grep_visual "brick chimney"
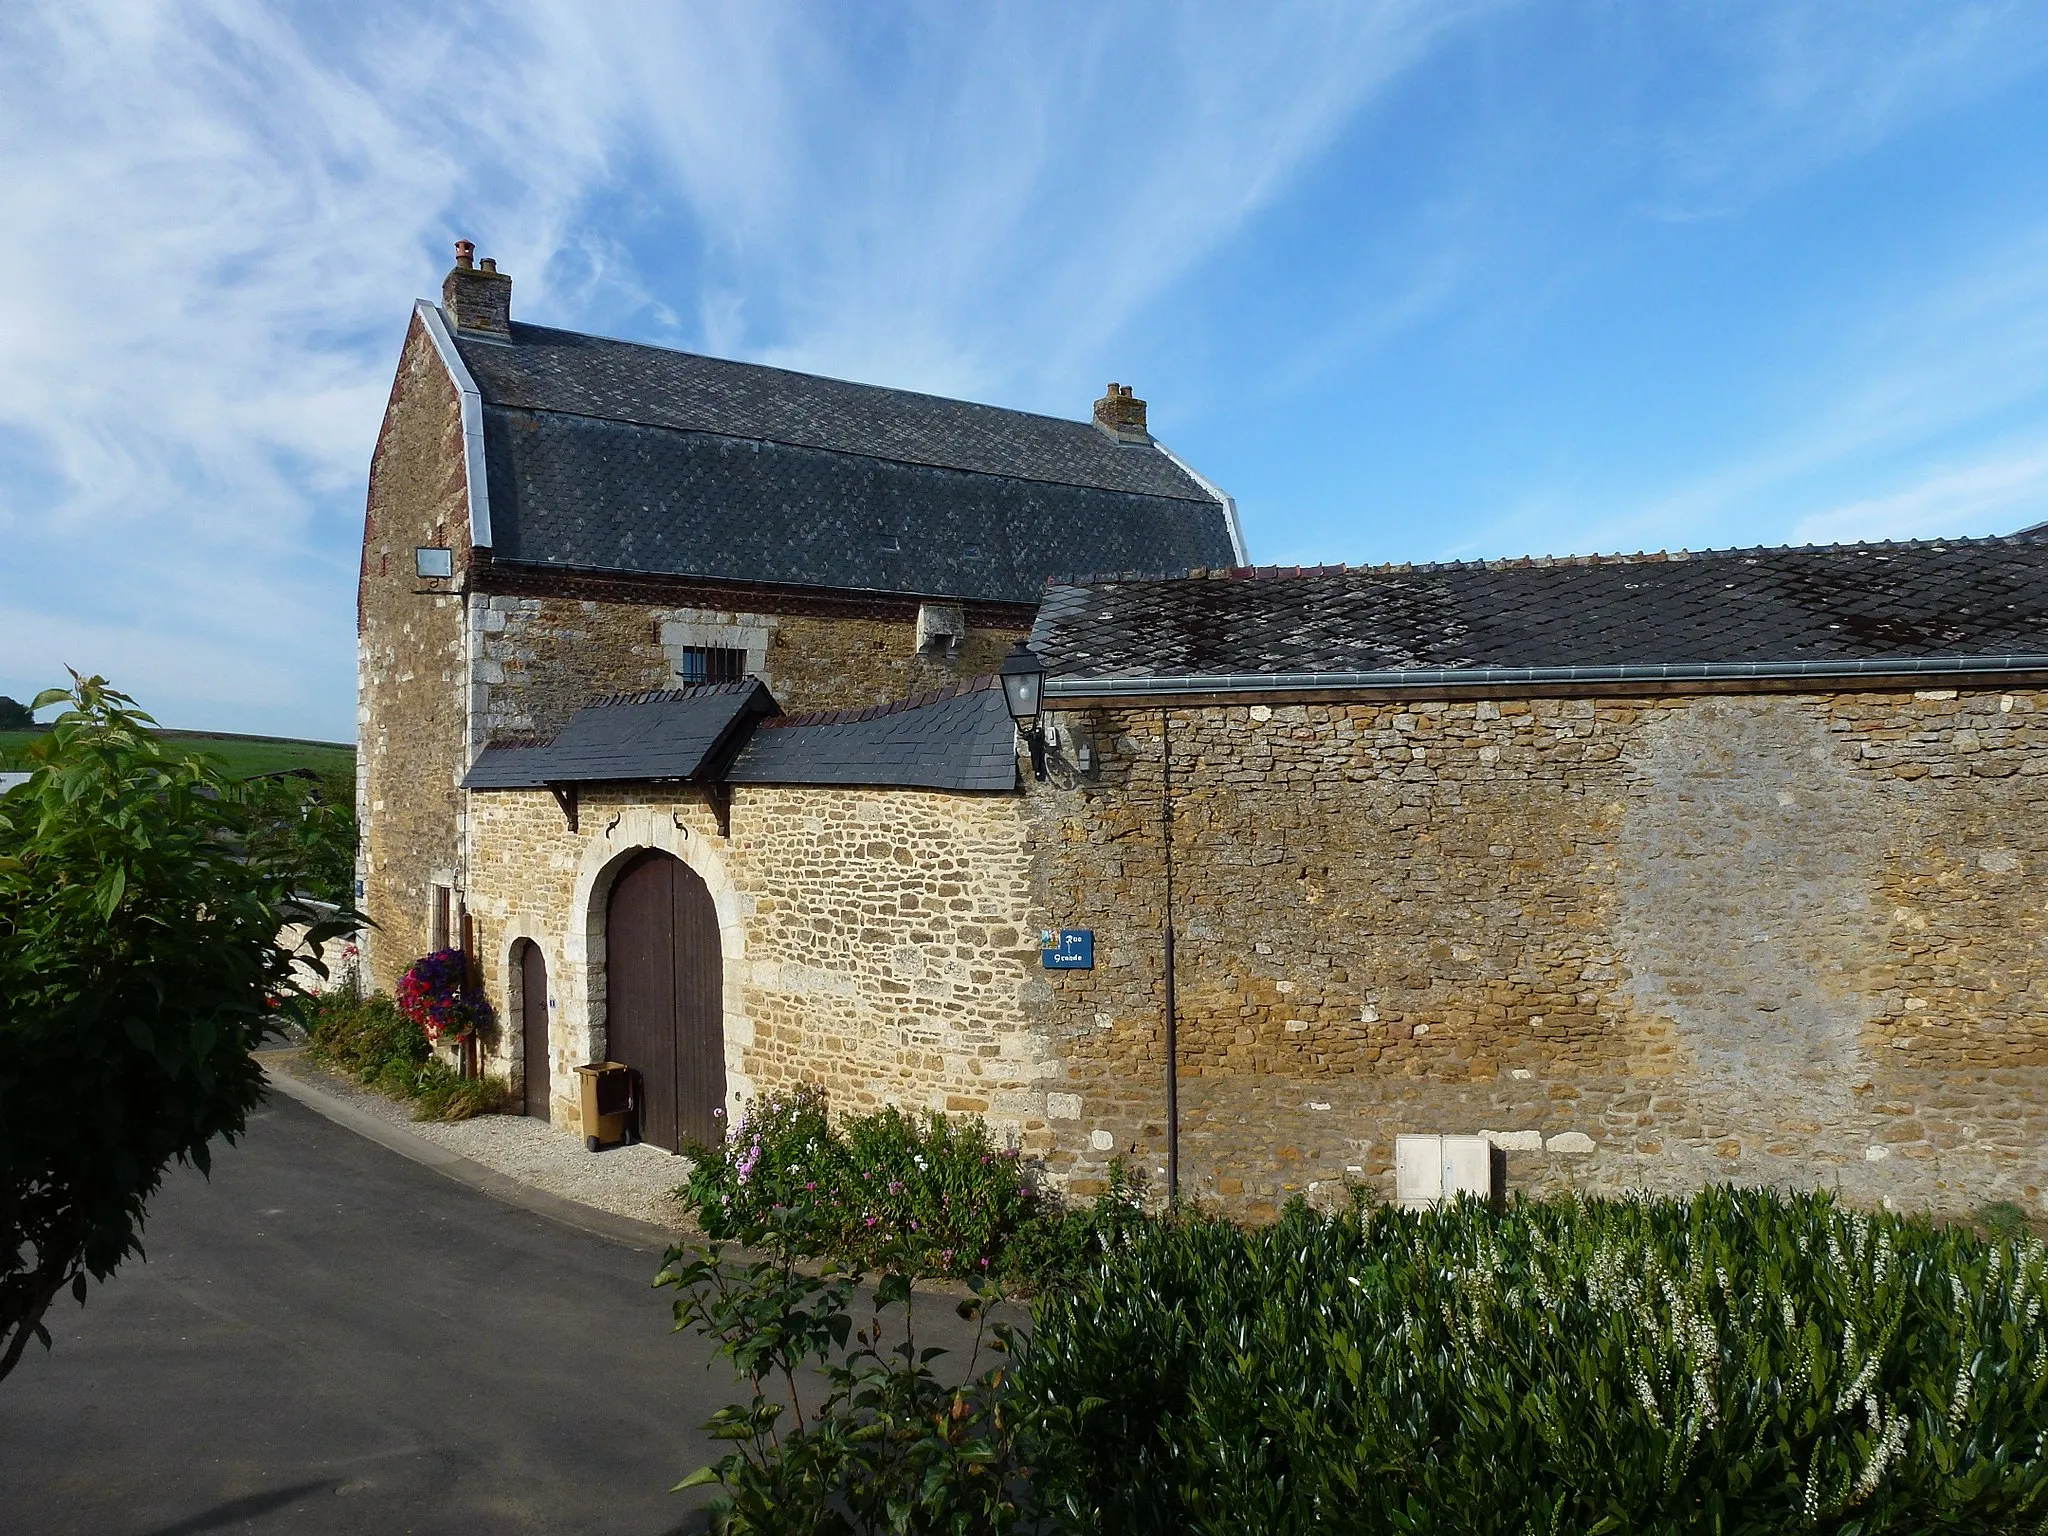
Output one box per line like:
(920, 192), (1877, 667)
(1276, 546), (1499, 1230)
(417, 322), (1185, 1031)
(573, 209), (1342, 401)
(443, 240), (512, 339)
(1093, 382), (1150, 444)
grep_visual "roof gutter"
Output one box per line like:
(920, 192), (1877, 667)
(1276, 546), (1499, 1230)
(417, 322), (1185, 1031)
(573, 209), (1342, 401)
(1045, 652), (2048, 701)
(1153, 439), (1248, 567)
(414, 299), (494, 550)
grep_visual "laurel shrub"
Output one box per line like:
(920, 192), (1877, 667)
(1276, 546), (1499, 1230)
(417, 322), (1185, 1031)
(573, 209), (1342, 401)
(681, 1086), (1145, 1286)
(1018, 1187), (2048, 1534)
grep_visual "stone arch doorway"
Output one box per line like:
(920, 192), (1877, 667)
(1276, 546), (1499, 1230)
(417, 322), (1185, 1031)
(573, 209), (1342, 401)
(513, 939), (550, 1121)
(604, 848), (726, 1152)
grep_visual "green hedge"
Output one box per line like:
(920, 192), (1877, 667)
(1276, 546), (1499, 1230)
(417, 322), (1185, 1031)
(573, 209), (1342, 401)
(1017, 1189), (2048, 1534)
(301, 992), (503, 1122)
(303, 992), (425, 1078)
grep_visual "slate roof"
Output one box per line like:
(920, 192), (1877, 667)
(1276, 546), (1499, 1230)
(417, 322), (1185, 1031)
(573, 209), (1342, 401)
(462, 681), (774, 788)
(451, 321), (1237, 604)
(1031, 538), (2048, 683)
(726, 677), (1017, 792)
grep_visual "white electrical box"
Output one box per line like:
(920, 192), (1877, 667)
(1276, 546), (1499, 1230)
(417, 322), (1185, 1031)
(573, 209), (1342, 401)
(1394, 1133), (1499, 1209)
(1395, 1134), (1442, 1207)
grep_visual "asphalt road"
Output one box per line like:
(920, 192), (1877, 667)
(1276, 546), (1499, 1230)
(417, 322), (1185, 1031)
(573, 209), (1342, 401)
(0, 1091), (733, 1535)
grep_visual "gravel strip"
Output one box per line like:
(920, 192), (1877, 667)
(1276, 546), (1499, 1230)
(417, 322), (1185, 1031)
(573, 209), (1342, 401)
(263, 1051), (695, 1233)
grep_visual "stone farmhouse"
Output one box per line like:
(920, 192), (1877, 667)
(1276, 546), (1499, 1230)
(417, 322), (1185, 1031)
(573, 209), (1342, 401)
(359, 244), (2048, 1220)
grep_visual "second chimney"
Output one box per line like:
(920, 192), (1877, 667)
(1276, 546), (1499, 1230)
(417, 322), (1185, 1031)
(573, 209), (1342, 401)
(1093, 382), (1150, 444)
(443, 241), (512, 339)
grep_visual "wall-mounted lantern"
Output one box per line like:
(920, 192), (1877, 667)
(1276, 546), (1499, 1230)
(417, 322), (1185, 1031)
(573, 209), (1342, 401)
(415, 546), (455, 580)
(1000, 640), (1048, 780)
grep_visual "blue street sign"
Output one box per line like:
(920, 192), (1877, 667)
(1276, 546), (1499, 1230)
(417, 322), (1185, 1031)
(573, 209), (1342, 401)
(1041, 929), (1094, 970)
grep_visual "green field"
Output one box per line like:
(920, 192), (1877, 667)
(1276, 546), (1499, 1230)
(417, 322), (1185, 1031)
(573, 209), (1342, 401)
(0, 728), (354, 780)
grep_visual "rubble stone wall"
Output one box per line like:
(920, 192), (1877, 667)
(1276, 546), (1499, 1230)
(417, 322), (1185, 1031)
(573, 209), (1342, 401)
(461, 783), (1049, 1140)
(451, 681), (2048, 1225)
(356, 315), (471, 992)
(1025, 689), (2048, 1221)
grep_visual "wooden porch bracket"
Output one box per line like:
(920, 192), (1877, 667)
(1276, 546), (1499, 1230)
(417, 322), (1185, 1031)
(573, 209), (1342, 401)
(548, 782), (579, 831)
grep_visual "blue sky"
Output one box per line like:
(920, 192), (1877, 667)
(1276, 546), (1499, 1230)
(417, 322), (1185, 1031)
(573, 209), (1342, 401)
(3, 2), (2046, 741)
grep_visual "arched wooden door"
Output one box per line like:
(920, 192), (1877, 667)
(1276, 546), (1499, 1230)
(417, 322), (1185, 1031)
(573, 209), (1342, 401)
(604, 849), (725, 1151)
(517, 940), (550, 1120)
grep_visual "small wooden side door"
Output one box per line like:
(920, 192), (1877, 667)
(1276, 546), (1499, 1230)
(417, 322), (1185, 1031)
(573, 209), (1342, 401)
(519, 941), (550, 1120)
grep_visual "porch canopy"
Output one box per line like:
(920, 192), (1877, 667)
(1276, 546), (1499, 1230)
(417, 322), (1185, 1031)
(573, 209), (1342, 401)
(461, 680), (775, 790)
(460, 674), (1019, 797)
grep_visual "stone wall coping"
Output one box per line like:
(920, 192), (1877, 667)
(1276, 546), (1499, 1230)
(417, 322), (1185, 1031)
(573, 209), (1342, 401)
(1045, 655), (2048, 705)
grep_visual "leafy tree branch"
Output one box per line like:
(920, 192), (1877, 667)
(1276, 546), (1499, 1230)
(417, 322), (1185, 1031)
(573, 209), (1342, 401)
(0, 673), (361, 1385)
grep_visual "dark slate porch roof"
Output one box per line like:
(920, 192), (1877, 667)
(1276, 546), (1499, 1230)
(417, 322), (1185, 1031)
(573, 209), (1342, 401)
(1031, 538), (2048, 683)
(453, 322), (1236, 604)
(726, 677), (1017, 793)
(461, 681), (774, 789)
(461, 676), (1018, 794)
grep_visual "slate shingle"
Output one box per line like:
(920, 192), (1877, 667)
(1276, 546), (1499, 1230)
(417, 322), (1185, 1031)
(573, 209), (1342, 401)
(454, 322), (1237, 604)
(461, 681), (773, 788)
(1030, 539), (2048, 679)
(462, 677), (1018, 793)
(726, 679), (1017, 792)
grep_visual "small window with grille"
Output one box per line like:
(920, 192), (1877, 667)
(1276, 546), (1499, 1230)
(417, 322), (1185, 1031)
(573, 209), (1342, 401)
(676, 646), (747, 686)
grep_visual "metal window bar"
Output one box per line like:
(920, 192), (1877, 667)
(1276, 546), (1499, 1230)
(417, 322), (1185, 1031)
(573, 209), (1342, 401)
(677, 647), (747, 686)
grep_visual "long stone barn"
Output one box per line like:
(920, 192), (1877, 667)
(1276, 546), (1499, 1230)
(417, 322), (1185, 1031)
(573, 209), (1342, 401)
(360, 244), (2048, 1220)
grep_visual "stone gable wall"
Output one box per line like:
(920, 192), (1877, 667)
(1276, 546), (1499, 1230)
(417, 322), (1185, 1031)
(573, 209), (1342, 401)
(460, 782), (1051, 1140)
(1023, 688), (2048, 1220)
(357, 316), (471, 991)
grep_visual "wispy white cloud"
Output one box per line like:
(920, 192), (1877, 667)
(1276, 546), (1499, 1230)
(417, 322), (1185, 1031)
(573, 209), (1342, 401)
(1628, 1), (2048, 214)
(0, 1), (609, 732)
(0, 0), (2042, 732)
(551, 1), (1491, 402)
(1522, 222), (2048, 555)
(1192, 0), (2048, 555)
(0, 0), (1475, 732)
(1793, 445), (2048, 544)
